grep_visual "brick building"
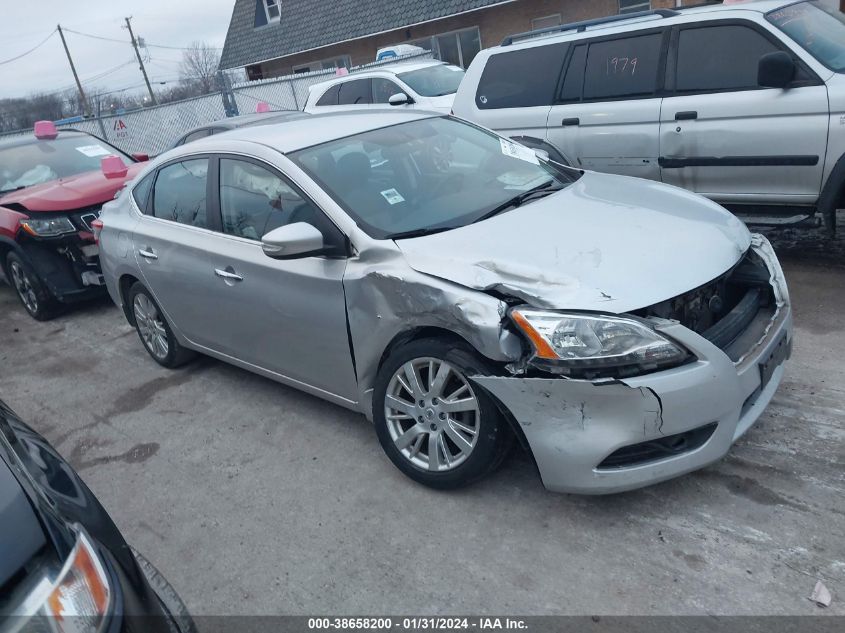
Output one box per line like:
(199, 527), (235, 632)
(220, 0), (693, 80)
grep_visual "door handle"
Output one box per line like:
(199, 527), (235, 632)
(675, 111), (698, 121)
(561, 117), (580, 127)
(138, 248), (158, 260)
(214, 268), (243, 282)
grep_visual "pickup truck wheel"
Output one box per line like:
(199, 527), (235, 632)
(373, 338), (513, 490)
(6, 251), (59, 321)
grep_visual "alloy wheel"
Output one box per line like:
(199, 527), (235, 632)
(9, 261), (39, 314)
(384, 357), (480, 472)
(133, 293), (169, 360)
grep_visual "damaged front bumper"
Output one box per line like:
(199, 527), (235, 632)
(20, 233), (105, 303)
(473, 236), (792, 494)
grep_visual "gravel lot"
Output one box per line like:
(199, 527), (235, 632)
(1, 226), (843, 616)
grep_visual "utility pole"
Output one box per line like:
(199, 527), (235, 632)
(124, 16), (157, 105)
(56, 25), (91, 117)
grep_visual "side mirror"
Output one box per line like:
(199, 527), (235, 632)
(262, 222), (325, 259)
(758, 51), (795, 89)
(388, 93), (413, 106)
(101, 155), (128, 179)
(131, 152), (150, 162)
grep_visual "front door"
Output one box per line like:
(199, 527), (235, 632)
(659, 22), (829, 206)
(203, 157), (357, 401)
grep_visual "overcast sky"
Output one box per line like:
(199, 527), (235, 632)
(0, 0), (236, 100)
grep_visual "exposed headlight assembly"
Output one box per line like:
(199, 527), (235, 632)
(14, 529), (111, 632)
(20, 217), (77, 238)
(511, 308), (689, 375)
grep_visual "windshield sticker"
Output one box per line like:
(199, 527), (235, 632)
(75, 145), (112, 158)
(499, 139), (539, 165)
(380, 188), (406, 205)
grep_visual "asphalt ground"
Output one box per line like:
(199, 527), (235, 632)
(0, 221), (843, 616)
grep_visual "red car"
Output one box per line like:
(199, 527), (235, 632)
(0, 121), (147, 320)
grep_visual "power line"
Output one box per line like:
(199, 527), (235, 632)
(0, 29), (57, 65)
(62, 26), (222, 51)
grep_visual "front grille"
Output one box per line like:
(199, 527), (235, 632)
(597, 422), (718, 470)
(633, 250), (775, 357)
(70, 205), (102, 232)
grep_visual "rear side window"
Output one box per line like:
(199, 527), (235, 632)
(676, 25), (779, 93)
(559, 44), (587, 102)
(316, 84), (340, 106)
(132, 173), (154, 210)
(583, 33), (663, 100)
(179, 129), (210, 145)
(151, 159), (209, 228)
(476, 43), (568, 109)
(338, 79), (372, 105)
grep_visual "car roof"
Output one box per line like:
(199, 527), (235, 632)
(495, 0), (800, 50)
(185, 109), (439, 154)
(307, 60), (447, 92)
(0, 129), (92, 149)
(178, 110), (309, 137)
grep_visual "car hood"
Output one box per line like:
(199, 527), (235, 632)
(0, 162), (145, 213)
(395, 171), (751, 313)
(0, 454), (47, 588)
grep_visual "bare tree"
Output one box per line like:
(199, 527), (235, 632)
(179, 41), (221, 95)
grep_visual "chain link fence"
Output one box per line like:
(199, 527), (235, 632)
(0, 51), (434, 156)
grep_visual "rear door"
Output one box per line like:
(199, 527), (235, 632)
(659, 21), (829, 205)
(546, 28), (668, 180)
(131, 156), (223, 348)
(471, 42), (569, 151)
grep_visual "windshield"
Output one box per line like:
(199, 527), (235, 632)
(767, 1), (845, 72)
(0, 135), (132, 194)
(290, 116), (580, 239)
(397, 65), (465, 97)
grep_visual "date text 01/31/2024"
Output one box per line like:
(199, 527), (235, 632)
(307, 618), (529, 630)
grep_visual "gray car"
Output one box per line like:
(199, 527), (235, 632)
(98, 110), (792, 494)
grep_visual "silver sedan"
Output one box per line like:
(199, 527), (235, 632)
(98, 111), (792, 494)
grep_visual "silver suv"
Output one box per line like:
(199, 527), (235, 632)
(452, 0), (845, 234)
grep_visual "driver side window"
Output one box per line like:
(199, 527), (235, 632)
(218, 158), (344, 250)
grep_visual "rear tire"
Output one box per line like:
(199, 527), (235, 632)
(6, 251), (59, 321)
(131, 547), (197, 633)
(128, 282), (195, 368)
(373, 338), (513, 490)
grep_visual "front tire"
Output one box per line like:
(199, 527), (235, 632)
(6, 251), (59, 321)
(128, 282), (194, 368)
(131, 548), (197, 633)
(373, 338), (512, 490)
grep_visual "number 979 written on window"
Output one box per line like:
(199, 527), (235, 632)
(606, 56), (638, 76)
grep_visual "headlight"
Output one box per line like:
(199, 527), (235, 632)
(511, 309), (688, 373)
(20, 217), (77, 238)
(15, 530), (111, 632)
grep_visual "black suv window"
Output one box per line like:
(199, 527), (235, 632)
(559, 44), (587, 102)
(583, 33), (664, 100)
(676, 25), (779, 93)
(476, 43), (569, 109)
(151, 159), (209, 228)
(317, 84), (341, 106)
(338, 79), (372, 105)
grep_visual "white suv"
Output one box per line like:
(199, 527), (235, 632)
(304, 61), (465, 114)
(452, 0), (845, 234)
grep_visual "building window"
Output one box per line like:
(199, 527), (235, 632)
(264, 0), (281, 22)
(292, 55), (351, 74)
(619, 0), (651, 13)
(532, 14), (562, 30)
(405, 27), (482, 69)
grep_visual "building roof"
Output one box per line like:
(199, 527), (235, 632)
(219, 0), (514, 70)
